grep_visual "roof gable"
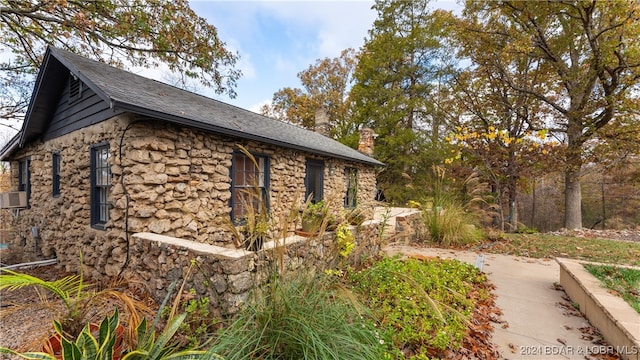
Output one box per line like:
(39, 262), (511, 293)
(2, 46), (383, 166)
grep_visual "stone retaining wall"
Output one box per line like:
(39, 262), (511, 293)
(127, 219), (385, 316)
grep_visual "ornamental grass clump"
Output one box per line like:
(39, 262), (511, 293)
(424, 201), (484, 246)
(208, 272), (386, 360)
(412, 166), (490, 246)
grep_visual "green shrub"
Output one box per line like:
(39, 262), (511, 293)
(208, 273), (386, 360)
(1, 310), (124, 360)
(177, 289), (222, 348)
(336, 222), (356, 258)
(347, 257), (488, 359)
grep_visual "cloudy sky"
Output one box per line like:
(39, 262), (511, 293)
(186, 0), (461, 112)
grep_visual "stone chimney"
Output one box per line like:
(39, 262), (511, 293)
(314, 108), (331, 137)
(358, 127), (375, 156)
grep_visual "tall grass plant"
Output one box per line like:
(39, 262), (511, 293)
(417, 167), (489, 246)
(208, 273), (386, 360)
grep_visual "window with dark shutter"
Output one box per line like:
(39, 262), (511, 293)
(305, 159), (324, 203)
(90, 144), (111, 229)
(230, 152), (269, 221)
(344, 167), (357, 208)
(17, 158), (31, 208)
(52, 152), (61, 197)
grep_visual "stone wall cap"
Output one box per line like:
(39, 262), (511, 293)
(132, 232), (248, 259)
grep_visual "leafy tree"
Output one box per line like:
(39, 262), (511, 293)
(0, 0), (241, 126)
(448, 15), (564, 231)
(350, 0), (456, 203)
(260, 48), (358, 145)
(447, 65), (563, 231)
(460, 0), (640, 229)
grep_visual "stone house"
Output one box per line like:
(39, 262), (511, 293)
(0, 46), (382, 277)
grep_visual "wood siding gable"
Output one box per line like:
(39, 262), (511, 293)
(43, 76), (123, 141)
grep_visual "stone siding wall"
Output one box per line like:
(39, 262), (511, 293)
(7, 114), (378, 280)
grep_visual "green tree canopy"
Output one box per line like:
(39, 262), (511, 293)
(260, 48), (358, 145)
(350, 0), (456, 203)
(448, 11), (563, 231)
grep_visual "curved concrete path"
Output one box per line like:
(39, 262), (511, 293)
(385, 244), (604, 360)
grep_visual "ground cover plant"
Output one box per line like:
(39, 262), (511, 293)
(346, 256), (491, 359)
(584, 264), (640, 314)
(482, 234), (640, 266)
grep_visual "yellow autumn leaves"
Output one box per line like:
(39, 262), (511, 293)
(443, 126), (558, 165)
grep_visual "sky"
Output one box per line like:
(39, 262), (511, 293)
(181, 0), (461, 113)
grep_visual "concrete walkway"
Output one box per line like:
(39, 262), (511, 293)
(384, 244), (600, 360)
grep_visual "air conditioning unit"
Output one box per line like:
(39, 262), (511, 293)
(0, 192), (27, 209)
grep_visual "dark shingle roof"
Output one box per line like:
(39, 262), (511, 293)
(49, 47), (382, 166)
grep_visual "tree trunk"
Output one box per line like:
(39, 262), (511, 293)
(564, 135), (583, 229)
(565, 119), (583, 229)
(564, 168), (582, 229)
(507, 175), (518, 232)
(530, 180), (536, 228)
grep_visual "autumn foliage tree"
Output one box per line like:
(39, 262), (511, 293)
(0, 0), (241, 128)
(448, 16), (564, 231)
(260, 49), (358, 145)
(460, 1), (640, 229)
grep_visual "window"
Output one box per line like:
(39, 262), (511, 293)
(231, 152), (269, 221)
(68, 74), (83, 103)
(305, 159), (324, 203)
(52, 152), (61, 197)
(18, 158), (30, 208)
(91, 144), (111, 229)
(344, 167), (358, 208)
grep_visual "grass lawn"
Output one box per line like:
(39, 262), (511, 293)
(479, 233), (640, 266)
(584, 264), (640, 314)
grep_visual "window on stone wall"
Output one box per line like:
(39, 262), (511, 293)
(231, 152), (269, 221)
(90, 144), (111, 229)
(344, 167), (358, 208)
(52, 152), (61, 197)
(305, 159), (324, 203)
(18, 158), (30, 208)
